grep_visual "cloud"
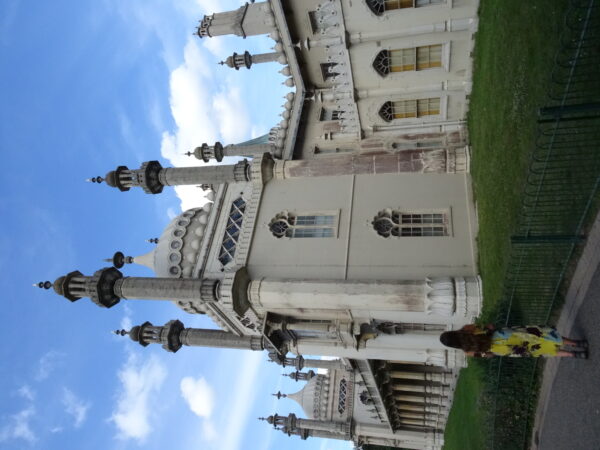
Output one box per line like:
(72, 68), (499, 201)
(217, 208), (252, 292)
(110, 353), (167, 442)
(180, 376), (214, 418)
(0, 407), (36, 444)
(17, 385), (35, 402)
(62, 388), (91, 428)
(157, 36), (255, 212)
(220, 351), (264, 450)
(35, 350), (64, 381)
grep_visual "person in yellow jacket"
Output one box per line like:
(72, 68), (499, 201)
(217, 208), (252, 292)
(440, 324), (588, 358)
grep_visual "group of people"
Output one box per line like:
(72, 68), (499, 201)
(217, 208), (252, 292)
(440, 324), (588, 358)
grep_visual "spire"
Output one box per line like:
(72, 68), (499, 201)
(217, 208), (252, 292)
(146, 238), (159, 244)
(86, 176), (104, 184)
(272, 391), (287, 400)
(195, 3), (276, 39)
(34, 281), (52, 289)
(104, 251), (134, 269)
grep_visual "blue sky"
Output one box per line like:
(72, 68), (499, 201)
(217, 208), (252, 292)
(0, 1), (351, 449)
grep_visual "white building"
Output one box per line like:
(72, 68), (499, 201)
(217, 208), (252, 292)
(39, 1), (481, 448)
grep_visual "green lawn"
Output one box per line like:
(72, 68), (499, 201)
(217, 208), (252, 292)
(443, 1), (569, 448)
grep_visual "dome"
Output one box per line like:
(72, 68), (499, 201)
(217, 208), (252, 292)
(133, 204), (213, 278)
(287, 374), (330, 420)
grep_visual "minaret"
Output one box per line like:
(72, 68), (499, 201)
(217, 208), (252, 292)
(219, 51), (284, 70)
(287, 370), (316, 382)
(36, 267), (220, 307)
(87, 159), (251, 194)
(260, 414), (347, 440)
(186, 142), (276, 161)
(115, 320), (264, 353)
(196, 2), (275, 39)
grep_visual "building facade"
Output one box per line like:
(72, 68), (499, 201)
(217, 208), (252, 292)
(39, 1), (480, 449)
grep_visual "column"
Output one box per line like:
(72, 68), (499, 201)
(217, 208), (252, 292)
(117, 320), (264, 353)
(46, 267), (219, 308)
(273, 153), (457, 178)
(91, 160), (251, 194)
(295, 418), (346, 435)
(190, 141), (276, 161)
(250, 277), (482, 323)
(220, 51), (284, 69)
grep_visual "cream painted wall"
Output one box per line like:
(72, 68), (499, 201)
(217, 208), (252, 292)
(246, 172), (477, 280)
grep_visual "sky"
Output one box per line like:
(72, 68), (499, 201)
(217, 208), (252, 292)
(0, 1), (351, 449)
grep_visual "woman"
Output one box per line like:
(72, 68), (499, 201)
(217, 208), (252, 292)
(440, 324), (588, 358)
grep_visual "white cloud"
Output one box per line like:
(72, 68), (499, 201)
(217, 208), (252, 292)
(0, 407), (36, 444)
(35, 350), (64, 381)
(110, 353), (167, 442)
(17, 385), (35, 402)
(180, 376), (214, 418)
(220, 351), (264, 450)
(62, 388), (91, 428)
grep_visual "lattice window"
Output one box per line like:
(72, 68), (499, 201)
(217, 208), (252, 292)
(218, 197), (246, 265)
(337, 379), (347, 414)
(373, 45), (442, 76)
(269, 212), (337, 239)
(379, 98), (440, 122)
(366, 0), (445, 15)
(372, 209), (448, 237)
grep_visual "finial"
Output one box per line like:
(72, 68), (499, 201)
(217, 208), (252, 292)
(146, 238), (159, 244)
(113, 329), (128, 336)
(106, 251), (132, 269)
(218, 61), (225, 66)
(34, 281), (52, 289)
(86, 176), (104, 184)
(184, 151), (194, 157)
(272, 391), (286, 400)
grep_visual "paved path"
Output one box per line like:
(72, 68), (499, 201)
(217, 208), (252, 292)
(532, 212), (600, 450)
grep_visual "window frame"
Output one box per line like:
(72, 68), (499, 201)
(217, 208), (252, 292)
(365, 0), (447, 16)
(372, 208), (453, 238)
(269, 210), (340, 239)
(379, 97), (442, 122)
(372, 44), (446, 77)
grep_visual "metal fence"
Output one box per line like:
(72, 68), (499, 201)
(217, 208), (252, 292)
(487, 1), (600, 448)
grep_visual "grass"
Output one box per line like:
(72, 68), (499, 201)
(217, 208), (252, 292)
(443, 360), (486, 450)
(443, 1), (569, 449)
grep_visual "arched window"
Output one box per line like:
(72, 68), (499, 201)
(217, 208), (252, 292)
(373, 45), (442, 76)
(269, 212), (338, 238)
(379, 98), (440, 122)
(372, 209), (448, 237)
(366, 0), (445, 16)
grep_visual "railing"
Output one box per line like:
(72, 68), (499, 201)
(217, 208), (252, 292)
(486, 1), (600, 448)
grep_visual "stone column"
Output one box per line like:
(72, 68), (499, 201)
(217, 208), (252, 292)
(117, 320), (264, 353)
(92, 160), (251, 194)
(250, 277), (482, 324)
(295, 418), (346, 435)
(272, 354), (345, 371)
(46, 267), (219, 308)
(273, 153), (456, 178)
(221, 51), (284, 69)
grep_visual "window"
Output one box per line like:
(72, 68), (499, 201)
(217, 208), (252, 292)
(320, 108), (344, 122)
(373, 45), (442, 76)
(320, 62), (339, 81)
(372, 209), (448, 237)
(218, 197), (246, 265)
(337, 379), (347, 414)
(269, 212), (338, 238)
(366, 0), (445, 16)
(379, 98), (440, 122)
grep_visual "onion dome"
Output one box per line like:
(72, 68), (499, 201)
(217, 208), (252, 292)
(132, 204), (213, 279)
(286, 374), (330, 420)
